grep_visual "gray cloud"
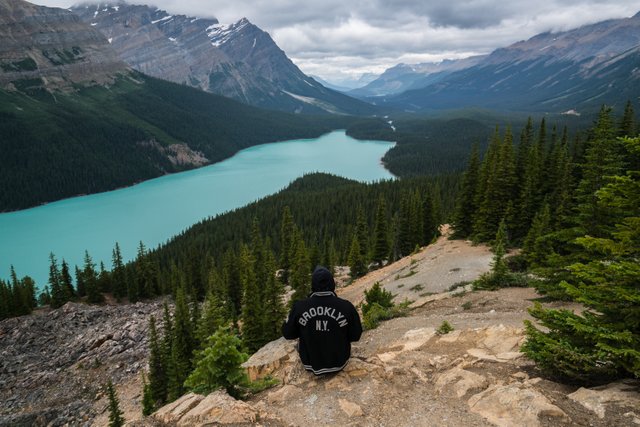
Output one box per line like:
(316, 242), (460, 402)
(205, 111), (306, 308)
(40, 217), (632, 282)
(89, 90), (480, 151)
(34, 0), (640, 83)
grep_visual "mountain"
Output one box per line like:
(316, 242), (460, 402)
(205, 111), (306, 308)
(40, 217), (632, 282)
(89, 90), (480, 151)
(0, 0), (129, 88)
(70, 2), (376, 115)
(350, 56), (484, 98)
(384, 12), (640, 113)
(0, 0), (355, 211)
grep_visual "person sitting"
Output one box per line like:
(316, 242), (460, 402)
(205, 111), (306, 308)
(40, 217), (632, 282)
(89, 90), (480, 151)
(282, 265), (362, 375)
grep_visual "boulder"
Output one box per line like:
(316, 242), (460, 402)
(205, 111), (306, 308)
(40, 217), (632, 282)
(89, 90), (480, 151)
(468, 383), (567, 427)
(567, 380), (640, 419)
(241, 337), (296, 381)
(153, 393), (204, 424)
(266, 384), (301, 404)
(466, 324), (525, 362)
(376, 327), (436, 362)
(435, 367), (489, 398)
(176, 390), (258, 426)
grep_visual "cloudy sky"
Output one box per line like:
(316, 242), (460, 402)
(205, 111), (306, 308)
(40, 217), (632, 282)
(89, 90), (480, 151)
(35, 0), (640, 85)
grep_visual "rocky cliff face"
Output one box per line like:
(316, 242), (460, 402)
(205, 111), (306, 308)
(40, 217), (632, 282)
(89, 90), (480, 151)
(0, 300), (165, 426)
(0, 0), (129, 90)
(71, 2), (375, 115)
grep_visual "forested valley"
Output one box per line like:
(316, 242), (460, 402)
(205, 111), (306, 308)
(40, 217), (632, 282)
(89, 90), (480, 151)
(2, 101), (638, 415)
(0, 74), (356, 212)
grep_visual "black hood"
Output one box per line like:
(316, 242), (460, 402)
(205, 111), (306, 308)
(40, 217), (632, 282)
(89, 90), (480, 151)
(311, 266), (335, 292)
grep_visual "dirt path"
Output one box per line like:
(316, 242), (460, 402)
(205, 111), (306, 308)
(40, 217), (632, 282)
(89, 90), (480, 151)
(338, 225), (493, 306)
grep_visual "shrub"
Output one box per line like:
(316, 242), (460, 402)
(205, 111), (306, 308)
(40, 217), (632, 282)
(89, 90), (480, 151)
(362, 300), (411, 330)
(362, 282), (394, 315)
(184, 328), (249, 398)
(436, 321), (454, 335)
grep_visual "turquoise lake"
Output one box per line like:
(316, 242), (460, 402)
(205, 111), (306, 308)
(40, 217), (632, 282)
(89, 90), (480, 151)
(0, 131), (394, 288)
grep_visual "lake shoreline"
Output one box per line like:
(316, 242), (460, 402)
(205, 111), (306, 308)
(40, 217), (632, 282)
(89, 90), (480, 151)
(0, 131), (395, 287)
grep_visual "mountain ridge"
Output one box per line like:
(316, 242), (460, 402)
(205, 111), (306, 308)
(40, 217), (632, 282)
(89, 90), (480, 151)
(71, 1), (376, 115)
(371, 12), (640, 113)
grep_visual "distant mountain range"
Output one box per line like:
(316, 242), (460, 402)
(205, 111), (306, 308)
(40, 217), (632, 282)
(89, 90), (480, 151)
(70, 2), (375, 115)
(359, 12), (640, 114)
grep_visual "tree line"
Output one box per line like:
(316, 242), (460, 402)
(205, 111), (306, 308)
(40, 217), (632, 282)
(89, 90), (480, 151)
(452, 101), (639, 383)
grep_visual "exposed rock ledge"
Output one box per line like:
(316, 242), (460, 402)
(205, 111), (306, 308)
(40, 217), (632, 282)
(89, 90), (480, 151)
(146, 321), (640, 427)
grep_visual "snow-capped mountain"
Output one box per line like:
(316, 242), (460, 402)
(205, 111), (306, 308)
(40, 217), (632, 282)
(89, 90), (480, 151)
(349, 56), (485, 98)
(71, 2), (375, 115)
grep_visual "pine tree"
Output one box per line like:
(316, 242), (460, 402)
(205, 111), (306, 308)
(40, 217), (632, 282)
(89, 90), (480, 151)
(106, 380), (125, 427)
(141, 372), (155, 416)
(75, 266), (86, 298)
(279, 206), (296, 284)
(452, 144), (481, 238)
(136, 241), (158, 299)
(197, 291), (226, 345)
(474, 127), (517, 240)
(422, 188), (439, 245)
(372, 195), (390, 266)
(262, 247), (286, 343)
(355, 206), (370, 263)
(147, 315), (167, 405)
(523, 137), (640, 382)
(574, 106), (625, 238)
(184, 328), (249, 398)
(347, 232), (367, 279)
(619, 100), (636, 137)
(167, 286), (194, 401)
(111, 243), (126, 299)
(83, 251), (103, 303)
(289, 230), (311, 304)
(48, 253), (65, 308)
(522, 202), (552, 267)
(397, 192), (413, 257)
(60, 259), (75, 301)
(239, 244), (264, 353)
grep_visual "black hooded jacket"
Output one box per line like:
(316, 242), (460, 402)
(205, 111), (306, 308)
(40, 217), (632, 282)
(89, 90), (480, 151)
(282, 266), (362, 375)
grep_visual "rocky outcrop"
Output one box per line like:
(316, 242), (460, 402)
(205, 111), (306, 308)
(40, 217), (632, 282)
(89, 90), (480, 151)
(0, 0), (129, 90)
(0, 300), (164, 426)
(468, 383), (568, 427)
(568, 381), (640, 419)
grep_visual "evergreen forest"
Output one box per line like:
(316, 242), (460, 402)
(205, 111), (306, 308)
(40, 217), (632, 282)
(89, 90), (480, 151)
(451, 102), (639, 383)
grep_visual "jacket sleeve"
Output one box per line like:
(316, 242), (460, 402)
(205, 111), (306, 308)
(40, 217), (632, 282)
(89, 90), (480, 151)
(281, 305), (299, 339)
(348, 304), (363, 342)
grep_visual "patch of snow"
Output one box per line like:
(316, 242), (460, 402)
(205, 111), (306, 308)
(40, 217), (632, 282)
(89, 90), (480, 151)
(90, 22), (97, 26)
(282, 90), (342, 115)
(113, 6), (119, 11)
(93, 10), (98, 17)
(561, 109), (581, 116)
(208, 18), (250, 47)
(252, 38), (256, 48)
(388, 120), (396, 132)
(169, 37), (177, 42)
(190, 18), (199, 23)
(108, 37), (113, 43)
(151, 15), (173, 24)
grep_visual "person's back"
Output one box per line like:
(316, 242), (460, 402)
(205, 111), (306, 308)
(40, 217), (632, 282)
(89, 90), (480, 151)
(282, 266), (362, 375)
